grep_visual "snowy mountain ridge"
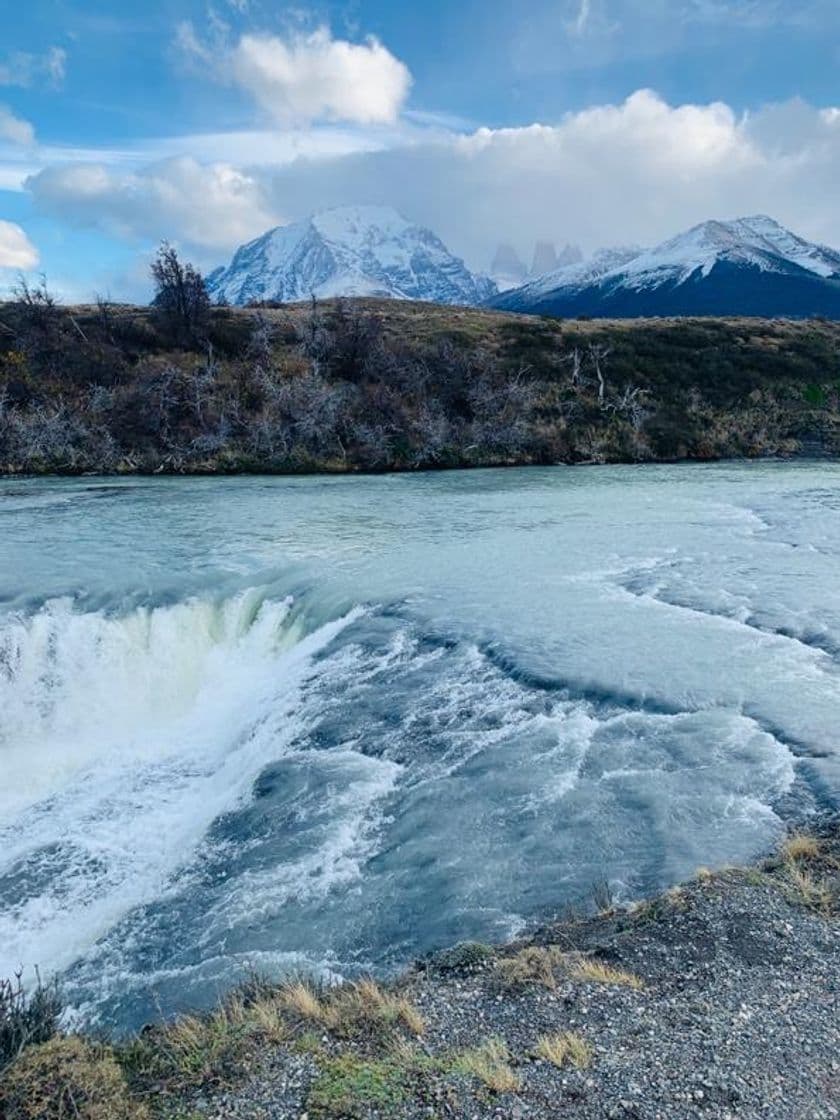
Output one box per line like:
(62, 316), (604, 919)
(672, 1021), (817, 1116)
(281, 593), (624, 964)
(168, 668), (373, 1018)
(620, 216), (840, 289)
(492, 215), (840, 319)
(207, 206), (497, 307)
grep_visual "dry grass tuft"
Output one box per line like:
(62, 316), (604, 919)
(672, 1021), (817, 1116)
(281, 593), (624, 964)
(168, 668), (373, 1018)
(494, 945), (565, 991)
(1, 1036), (149, 1120)
(664, 885), (688, 910)
(241, 994), (290, 1045)
(535, 1031), (593, 1069)
(120, 990), (289, 1097)
(278, 979), (333, 1025)
(783, 861), (835, 917)
(455, 1037), (519, 1094)
(781, 833), (821, 863)
(568, 958), (645, 990)
(329, 979), (426, 1038)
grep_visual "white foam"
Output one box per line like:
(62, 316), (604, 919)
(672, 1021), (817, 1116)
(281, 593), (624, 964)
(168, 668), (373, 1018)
(0, 593), (361, 982)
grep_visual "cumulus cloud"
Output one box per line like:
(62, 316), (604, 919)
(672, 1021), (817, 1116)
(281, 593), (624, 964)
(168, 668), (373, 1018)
(22, 90), (840, 273)
(26, 156), (278, 250)
(0, 220), (38, 269)
(0, 47), (66, 88)
(179, 23), (412, 125)
(253, 89), (840, 264)
(0, 105), (35, 146)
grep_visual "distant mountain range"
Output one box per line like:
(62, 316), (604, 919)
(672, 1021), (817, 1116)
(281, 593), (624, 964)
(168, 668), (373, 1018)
(207, 206), (496, 307)
(492, 216), (840, 319)
(207, 210), (840, 320)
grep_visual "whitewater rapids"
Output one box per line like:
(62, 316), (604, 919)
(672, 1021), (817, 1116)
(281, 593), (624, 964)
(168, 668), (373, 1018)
(0, 464), (838, 1030)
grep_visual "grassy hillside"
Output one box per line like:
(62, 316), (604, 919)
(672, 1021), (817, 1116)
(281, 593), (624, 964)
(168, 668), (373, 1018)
(1, 295), (839, 473)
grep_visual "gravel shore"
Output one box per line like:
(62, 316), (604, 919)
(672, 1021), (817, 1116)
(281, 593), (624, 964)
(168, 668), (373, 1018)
(182, 819), (839, 1120)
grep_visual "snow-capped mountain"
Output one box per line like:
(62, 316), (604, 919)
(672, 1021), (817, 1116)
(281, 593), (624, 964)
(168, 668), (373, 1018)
(207, 206), (496, 307)
(491, 216), (840, 319)
(503, 246), (643, 303)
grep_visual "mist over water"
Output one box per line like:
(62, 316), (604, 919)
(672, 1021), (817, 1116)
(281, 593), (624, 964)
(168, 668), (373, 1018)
(1, 464), (839, 1032)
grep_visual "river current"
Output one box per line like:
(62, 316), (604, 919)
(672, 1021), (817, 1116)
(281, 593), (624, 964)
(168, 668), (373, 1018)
(1, 463), (838, 1030)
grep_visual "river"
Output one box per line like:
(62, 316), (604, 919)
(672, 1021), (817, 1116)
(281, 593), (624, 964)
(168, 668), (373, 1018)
(1, 463), (838, 1030)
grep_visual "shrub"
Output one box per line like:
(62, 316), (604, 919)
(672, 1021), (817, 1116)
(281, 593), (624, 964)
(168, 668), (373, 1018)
(0, 972), (63, 1072)
(494, 945), (564, 990)
(432, 941), (495, 974)
(150, 242), (210, 348)
(0, 1036), (148, 1120)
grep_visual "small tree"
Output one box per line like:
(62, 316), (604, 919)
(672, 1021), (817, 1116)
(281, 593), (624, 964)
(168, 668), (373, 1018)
(150, 242), (209, 347)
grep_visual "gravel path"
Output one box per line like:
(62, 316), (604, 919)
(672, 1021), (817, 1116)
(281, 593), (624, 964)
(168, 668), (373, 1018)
(177, 821), (840, 1120)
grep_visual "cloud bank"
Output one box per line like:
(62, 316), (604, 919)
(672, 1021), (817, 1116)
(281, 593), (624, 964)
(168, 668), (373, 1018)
(27, 157), (276, 251)
(23, 89), (840, 273)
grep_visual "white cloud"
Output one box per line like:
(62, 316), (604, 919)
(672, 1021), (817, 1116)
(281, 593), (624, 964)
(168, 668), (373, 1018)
(21, 90), (840, 276)
(180, 23), (412, 125)
(26, 156), (278, 250)
(0, 220), (38, 269)
(0, 105), (35, 146)
(253, 89), (840, 266)
(0, 47), (66, 88)
(572, 0), (592, 34)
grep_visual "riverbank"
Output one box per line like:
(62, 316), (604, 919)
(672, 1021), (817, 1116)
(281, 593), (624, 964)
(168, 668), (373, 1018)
(1, 298), (840, 474)
(2, 819), (838, 1119)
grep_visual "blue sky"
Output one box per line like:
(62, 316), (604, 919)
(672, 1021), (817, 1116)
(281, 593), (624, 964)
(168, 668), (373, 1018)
(2, 0), (840, 299)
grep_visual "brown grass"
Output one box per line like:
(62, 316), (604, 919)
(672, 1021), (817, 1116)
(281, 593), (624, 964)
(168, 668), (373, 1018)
(1, 1036), (149, 1120)
(535, 1031), (593, 1069)
(455, 1037), (519, 1094)
(781, 833), (821, 863)
(493, 945), (565, 990)
(278, 979), (332, 1025)
(568, 958), (645, 990)
(783, 861), (835, 916)
(328, 979), (426, 1037)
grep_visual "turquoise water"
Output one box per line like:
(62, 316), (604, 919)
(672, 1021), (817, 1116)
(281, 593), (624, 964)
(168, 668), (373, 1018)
(1, 463), (838, 1030)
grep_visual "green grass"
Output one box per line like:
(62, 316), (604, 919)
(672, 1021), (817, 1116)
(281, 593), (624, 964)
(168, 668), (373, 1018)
(307, 1053), (410, 1118)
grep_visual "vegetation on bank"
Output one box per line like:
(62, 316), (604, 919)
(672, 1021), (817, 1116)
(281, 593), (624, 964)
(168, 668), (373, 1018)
(1, 826), (837, 1119)
(1, 270), (840, 473)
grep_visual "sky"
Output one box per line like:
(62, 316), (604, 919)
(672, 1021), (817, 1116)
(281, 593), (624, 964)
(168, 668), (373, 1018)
(1, 0), (840, 300)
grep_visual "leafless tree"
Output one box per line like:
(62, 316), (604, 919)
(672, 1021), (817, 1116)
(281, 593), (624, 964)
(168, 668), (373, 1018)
(587, 343), (612, 407)
(297, 296), (330, 374)
(12, 274), (58, 328)
(150, 242), (209, 346)
(607, 384), (650, 430)
(246, 311), (276, 367)
(565, 346), (583, 388)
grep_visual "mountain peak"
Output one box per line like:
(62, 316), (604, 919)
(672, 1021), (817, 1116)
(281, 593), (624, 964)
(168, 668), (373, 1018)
(208, 208), (495, 307)
(491, 214), (840, 319)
